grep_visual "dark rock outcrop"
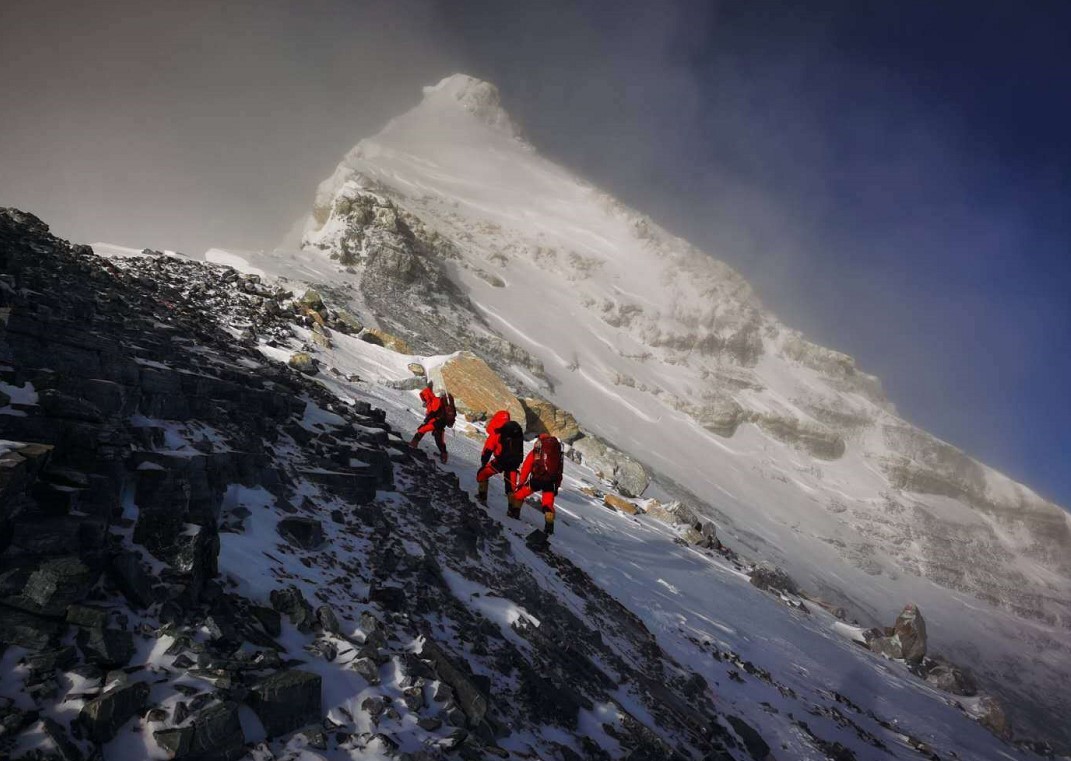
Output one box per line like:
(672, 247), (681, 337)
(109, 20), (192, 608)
(924, 661), (977, 696)
(865, 604), (927, 665)
(154, 701), (246, 761)
(248, 669), (322, 737)
(277, 516), (325, 550)
(270, 585), (315, 632)
(78, 681), (149, 743)
(748, 562), (800, 596)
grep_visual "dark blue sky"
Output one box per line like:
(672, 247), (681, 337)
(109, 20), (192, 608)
(1, 0), (1068, 506)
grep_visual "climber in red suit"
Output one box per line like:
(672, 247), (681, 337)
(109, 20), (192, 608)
(511, 433), (564, 534)
(411, 387), (455, 464)
(476, 413), (523, 506)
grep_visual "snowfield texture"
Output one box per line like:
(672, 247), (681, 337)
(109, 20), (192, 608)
(264, 331), (1033, 761)
(203, 74), (1065, 744)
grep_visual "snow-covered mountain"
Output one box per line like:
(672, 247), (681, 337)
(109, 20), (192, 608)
(264, 74), (1071, 744)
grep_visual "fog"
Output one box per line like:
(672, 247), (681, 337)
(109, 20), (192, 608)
(2, 0), (1068, 507)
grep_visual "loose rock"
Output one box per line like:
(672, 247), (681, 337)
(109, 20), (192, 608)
(78, 680), (149, 743)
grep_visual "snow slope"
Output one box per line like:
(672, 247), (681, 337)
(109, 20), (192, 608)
(236, 74), (1067, 743)
(265, 327), (1032, 761)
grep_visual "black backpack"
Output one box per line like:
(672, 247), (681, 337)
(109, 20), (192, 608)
(497, 420), (524, 469)
(440, 393), (457, 427)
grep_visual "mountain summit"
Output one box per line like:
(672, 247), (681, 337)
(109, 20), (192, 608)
(288, 74), (1071, 744)
(420, 73), (524, 138)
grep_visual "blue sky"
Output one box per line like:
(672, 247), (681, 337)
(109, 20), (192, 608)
(1, 0), (1067, 506)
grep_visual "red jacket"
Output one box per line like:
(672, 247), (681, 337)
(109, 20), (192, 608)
(481, 410), (511, 461)
(419, 386), (436, 410)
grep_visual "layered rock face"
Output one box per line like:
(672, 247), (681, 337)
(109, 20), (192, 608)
(0, 209), (393, 756)
(291, 74), (1071, 745)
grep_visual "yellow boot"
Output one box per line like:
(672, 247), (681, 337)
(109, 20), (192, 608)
(506, 494), (521, 519)
(544, 510), (555, 536)
(476, 480), (488, 505)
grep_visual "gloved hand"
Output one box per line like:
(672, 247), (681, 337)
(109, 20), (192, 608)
(480, 449), (492, 467)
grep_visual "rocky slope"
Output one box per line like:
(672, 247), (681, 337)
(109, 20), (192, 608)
(271, 74), (1071, 747)
(0, 208), (773, 760)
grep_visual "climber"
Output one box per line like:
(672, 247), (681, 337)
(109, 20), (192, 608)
(480, 410), (512, 468)
(410, 390), (456, 464)
(476, 415), (524, 505)
(511, 433), (564, 534)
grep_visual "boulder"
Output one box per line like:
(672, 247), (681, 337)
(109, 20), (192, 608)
(248, 669), (322, 737)
(277, 517), (325, 550)
(641, 499), (676, 524)
(19, 556), (99, 616)
(682, 521), (720, 550)
(77, 626), (136, 668)
(865, 632), (904, 660)
(78, 680), (149, 743)
(288, 352), (318, 375)
(315, 605), (341, 635)
(270, 585), (315, 632)
(407, 362), (426, 376)
(428, 352), (524, 424)
(42, 717), (83, 761)
(107, 551), (156, 609)
(334, 309), (364, 334)
(25, 646), (77, 673)
(250, 606), (281, 637)
(603, 494), (640, 515)
(66, 603), (108, 629)
(0, 442), (53, 512)
(0, 606), (63, 650)
(351, 657), (381, 685)
(299, 289), (325, 311)
(360, 327), (411, 354)
(154, 701), (245, 761)
(925, 662), (977, 696)
(976, 694), (1011, 740)
(726, 715), (771, 761)
(171, 524), (220, 595)
(571, 435), (649, 497)
(748, 562), (800, 596)
(520, 398), (581, 442)
(893, 604), (927, 664)
(420, 640), (489, 727)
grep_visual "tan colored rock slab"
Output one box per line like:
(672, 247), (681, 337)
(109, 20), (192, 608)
(521, 397), (581, 442)
(428, 352), (524, 424)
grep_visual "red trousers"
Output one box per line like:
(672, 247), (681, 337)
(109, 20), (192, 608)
(413, 420), (446, 455)
(476, 462), (518, 492)
(512, 485), (556, 514)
